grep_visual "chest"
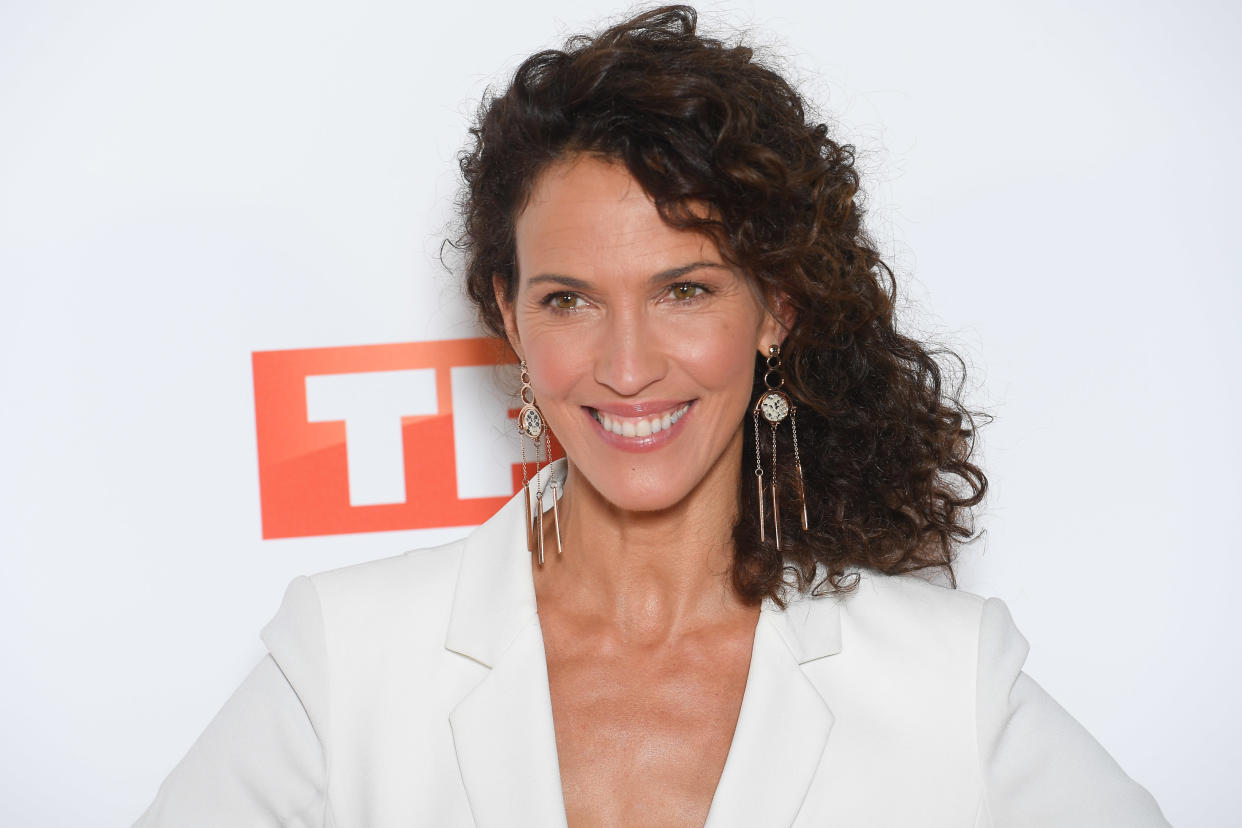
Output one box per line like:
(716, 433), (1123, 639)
(541, 620), (757, 828)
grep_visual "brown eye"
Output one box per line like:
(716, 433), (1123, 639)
(668, 283), (704, 301)
(550, 292), (582, 311)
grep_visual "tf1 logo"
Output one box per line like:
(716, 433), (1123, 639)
(251, 338), (561, 540)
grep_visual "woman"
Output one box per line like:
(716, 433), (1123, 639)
(136, 6), (1169, 826)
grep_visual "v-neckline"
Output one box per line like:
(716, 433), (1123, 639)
(533, 591), (766, 827)
(445, 462), (841, 827)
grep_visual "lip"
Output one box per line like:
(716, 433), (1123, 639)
(589, 400), (689, 417)
(583, 400), (695, 453)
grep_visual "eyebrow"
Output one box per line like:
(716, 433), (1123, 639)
(525, 261), (732, 292)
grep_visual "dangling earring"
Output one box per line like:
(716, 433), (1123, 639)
(752, 344), (809, 551)
(516, 360), (562, 564)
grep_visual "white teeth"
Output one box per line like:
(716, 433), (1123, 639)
(592, 403), (690, 438)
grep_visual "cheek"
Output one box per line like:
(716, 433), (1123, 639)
(523, 333), (589, 403)
(670, 317), (760, 399)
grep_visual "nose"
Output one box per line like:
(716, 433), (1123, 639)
(592, 307), (667, 396)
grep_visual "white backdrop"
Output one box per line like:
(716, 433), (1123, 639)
(2, 1), (1238, 825)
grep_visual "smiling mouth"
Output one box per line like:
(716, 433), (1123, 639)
(589, 402), (692, 438)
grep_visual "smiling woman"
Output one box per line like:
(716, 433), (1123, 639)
(134, 5), (1171, 827)
(458, 7), (991, 609)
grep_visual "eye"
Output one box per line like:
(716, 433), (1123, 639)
(666, 282), (707, 302)
(544, 291), (586, 312)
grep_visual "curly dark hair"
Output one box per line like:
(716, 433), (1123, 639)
(454, 4), (988, 606)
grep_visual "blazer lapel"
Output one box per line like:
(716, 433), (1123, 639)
(703, 587), (843, 828)
(445, 462), (569, 828)
(448, 615), (567, 827)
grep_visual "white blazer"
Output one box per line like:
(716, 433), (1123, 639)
(136, 462), (1169, 827)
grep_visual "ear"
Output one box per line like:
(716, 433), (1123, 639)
(493, 274), (524, 361)
(755, 290), (797, 356)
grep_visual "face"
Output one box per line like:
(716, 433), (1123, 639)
(497, 155), (788, 513)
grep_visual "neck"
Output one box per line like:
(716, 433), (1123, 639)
(532, 427), (757, 643)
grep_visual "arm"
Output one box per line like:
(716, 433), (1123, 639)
(975, 597), (1170, 827)
(134, 577), (329, 828)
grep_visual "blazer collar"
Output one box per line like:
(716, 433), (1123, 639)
(445, 459), (843, 827)
(442, 459), (556, 669)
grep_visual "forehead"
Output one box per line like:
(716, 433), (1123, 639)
(514, 155), (723, 282)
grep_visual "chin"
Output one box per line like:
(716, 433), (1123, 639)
(600, 485), (688, 514)
(569, 456), (707, 514)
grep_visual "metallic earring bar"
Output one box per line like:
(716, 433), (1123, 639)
(523, 485), (535, 554)
(519, 420), (535, 555)
(535, 491), (545, 565)
(770, 422), (782, 551)
(791, 408), (809, 531)
(546, 432), (562, 557)
(753, 411), (766, 543)
(550, 481), (563, 556)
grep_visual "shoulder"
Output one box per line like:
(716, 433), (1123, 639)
(306, 535), (467, 613)
(827, 569), (994, 672)
(311, 536), (470, 640)
(843, 568), (988, 628)
(261, 535), (470, 665)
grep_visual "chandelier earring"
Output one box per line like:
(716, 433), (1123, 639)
(752, 344), (809, 551)
(517, 360), (562, 564)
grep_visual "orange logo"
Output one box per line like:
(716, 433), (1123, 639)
(252, 338), (561, 539)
